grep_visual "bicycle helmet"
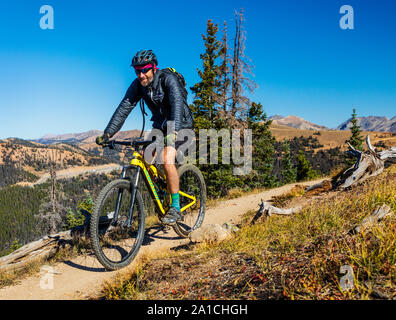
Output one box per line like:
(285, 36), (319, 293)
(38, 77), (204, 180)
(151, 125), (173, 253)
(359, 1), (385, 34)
(131, 50), (158, 67)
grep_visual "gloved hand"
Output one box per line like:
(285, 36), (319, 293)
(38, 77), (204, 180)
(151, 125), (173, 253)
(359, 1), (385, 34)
(96, 133), (110, 146)
(164, 132), (177, 146)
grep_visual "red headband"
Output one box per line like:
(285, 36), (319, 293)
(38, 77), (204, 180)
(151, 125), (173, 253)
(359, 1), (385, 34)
(134, 63), (158, 70)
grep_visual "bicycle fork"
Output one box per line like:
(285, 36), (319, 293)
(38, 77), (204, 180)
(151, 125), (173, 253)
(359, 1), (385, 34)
(111, 166), (140, 228)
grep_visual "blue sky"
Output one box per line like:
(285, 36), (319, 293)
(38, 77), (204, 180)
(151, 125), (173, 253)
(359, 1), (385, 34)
(0, 0), (395, 139)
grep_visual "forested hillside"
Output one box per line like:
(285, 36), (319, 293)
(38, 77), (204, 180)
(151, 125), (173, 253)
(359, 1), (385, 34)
(0, 171), (119, 256)
(0, 138), (118, 190)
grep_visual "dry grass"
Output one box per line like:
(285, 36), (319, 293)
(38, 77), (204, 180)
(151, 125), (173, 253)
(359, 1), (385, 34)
(270, 185), (306, 207)
(0, 257), (49, 289)
(102, 165), (396, 300)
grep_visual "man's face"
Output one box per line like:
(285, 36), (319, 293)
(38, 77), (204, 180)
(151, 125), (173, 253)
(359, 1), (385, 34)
(136, 67), (155, 87)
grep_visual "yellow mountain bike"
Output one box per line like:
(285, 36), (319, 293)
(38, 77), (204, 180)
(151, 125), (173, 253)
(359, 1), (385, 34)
(90, 139), (206, 271)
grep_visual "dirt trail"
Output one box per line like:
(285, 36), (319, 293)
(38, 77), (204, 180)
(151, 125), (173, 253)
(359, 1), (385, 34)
(0, 178), (326, 300)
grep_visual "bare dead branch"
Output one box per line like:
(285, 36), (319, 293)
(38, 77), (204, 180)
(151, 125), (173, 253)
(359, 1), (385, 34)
(251, 200), (302, 225)
(349, 204), (393, 234)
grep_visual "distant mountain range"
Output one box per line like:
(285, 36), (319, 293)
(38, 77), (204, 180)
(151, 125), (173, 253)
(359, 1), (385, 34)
(269, 115), (329, 131)
(32, 129), (143, 146)
(270, 115), (396, 132)
(336, 116), (396, 132)
(28, 113), (396, 147)
(33, 130), (103, 145)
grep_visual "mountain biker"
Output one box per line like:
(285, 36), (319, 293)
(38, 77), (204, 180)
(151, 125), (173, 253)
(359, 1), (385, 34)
(96, 49), (194, 225)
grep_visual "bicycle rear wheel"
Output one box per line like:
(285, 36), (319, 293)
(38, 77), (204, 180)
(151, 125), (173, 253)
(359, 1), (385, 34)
(173, 164), (206, 238)
(90, 179), (145, 271)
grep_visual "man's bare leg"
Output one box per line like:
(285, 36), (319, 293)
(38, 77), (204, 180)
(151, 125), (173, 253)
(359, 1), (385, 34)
(161, 146), (179, 194)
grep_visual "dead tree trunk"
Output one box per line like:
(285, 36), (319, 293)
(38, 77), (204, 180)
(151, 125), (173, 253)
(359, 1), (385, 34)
(251, 200), (302, 225)
(349, 204), (393, 234)
(335, 135), (396, 189)
(0, 210), (108, 273)
(229, 8), (257, 126)
(307, 135), (395, 193)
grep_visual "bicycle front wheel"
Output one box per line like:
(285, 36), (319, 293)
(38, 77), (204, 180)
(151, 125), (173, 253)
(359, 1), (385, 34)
(173, 164), (206, 238)
(90, 179), (145, 271)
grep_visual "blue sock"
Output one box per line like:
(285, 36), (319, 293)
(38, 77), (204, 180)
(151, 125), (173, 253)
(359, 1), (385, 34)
(171, 193), (181, 211)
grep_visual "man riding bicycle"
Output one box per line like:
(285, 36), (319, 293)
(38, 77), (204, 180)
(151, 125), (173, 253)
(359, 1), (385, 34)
(96, 50), (194, 225)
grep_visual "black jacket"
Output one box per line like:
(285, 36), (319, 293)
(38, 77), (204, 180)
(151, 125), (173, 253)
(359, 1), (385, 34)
(104, 69), (193, 137)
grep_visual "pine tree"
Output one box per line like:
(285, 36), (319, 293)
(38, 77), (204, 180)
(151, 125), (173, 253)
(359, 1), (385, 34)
(346, 108), (364, 151)
(190, 19), (237, 197)
(281, 139), (297, 184)
(344, 108), (364, 166)
(296, 150), (318, 181)
(191, 13), (263, 196)
(246, 102), (275, 188)
(190, 19), (222, 130)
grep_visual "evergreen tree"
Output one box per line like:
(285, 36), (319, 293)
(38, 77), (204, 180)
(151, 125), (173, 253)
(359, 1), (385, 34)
(345, 108), (364, 166)
(281, 139), (297, 184)
(346, 108), (364, 151)
(190, 19), (222, 130)
(296, 150), (318, 181)
(245, 102), (275, 188)
(190, 19), (237, 197)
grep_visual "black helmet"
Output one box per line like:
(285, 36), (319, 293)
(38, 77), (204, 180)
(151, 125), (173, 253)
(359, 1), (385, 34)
(131, 50), (158, 67)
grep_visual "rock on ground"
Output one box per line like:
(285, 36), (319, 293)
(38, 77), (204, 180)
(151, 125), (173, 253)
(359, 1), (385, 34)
(189, 224), (233, 244)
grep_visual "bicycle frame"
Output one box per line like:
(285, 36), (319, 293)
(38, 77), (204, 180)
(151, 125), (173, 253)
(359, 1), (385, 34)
(119, 148), (197, 222)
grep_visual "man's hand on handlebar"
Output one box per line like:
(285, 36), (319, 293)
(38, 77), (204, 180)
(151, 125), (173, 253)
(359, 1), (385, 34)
(96, 133), (110, 146)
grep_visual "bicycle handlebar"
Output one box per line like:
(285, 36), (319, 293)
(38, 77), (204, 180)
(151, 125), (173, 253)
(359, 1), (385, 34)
(102, 139), (154, 149)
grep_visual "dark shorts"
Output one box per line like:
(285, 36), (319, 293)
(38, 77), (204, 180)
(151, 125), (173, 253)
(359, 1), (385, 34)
(146, 128), (195, 151)
(144, 129), (195, 164)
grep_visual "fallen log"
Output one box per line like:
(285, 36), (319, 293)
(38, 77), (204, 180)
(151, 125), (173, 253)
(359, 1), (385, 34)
(349, 204), (393, 234)
(251, 200), (302, 225)
(0, 210), (93, 273)
(334, 135), (396, 189)
(0, 231), (74, 273)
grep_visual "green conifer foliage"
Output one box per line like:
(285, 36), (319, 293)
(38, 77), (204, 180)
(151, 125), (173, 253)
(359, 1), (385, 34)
(346, 108), (364, 151)
(296, 150), (318, 181)
(190, 19), (237, 197)
(246, 102), (276, 188)
(190, 19), (222, 130)
(281, 139), (297, 184)
(344, 108), (365, 166)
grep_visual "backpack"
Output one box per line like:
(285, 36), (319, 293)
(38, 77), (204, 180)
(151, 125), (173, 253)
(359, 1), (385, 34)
(161, 67), (187, 90)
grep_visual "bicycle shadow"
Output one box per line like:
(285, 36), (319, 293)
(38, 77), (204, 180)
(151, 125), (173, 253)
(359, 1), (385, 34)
(142, 225), (183, 246)
(61, 224), (189, 273)
(63, 258), (106, 273)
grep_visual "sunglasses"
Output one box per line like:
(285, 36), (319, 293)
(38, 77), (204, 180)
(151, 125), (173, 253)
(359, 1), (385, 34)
(135, 67), (152, 75)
